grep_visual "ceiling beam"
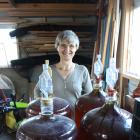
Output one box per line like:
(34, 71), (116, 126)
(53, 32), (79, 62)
(25, 48), (93, 53)
(7, 11), (96, 17)
(0, 3), (97, 12)
(10, 24), (97, 37)
(0, 17), (17, 22)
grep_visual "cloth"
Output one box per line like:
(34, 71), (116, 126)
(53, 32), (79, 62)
(34, 64), (93, 109)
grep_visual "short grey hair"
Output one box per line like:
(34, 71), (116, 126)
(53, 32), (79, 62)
(55, 30), (80, 49)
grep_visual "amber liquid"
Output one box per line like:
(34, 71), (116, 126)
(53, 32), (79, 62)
(78, 103), (132, 140)
(75, 89), (105, 128)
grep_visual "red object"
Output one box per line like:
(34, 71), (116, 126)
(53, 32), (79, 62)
(132, 83), (140, 97)
(78, 99), (132, 140)
(16, 114), (77, 140)
(107, 88), (115, 96)
(75, 87), (105, 128)
(26, 97), (72, 119)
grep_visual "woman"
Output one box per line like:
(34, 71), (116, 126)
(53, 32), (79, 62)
(34, 30), (93, 111)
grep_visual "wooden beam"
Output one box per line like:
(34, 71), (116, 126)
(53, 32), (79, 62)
(1, 0), (17, 2)
(102, 0), (113, 68)
(21, 44), (54, 48)
(0, 3), (97, 12)
(25, 48), (93, 53)
(91, 0), (103, 77)
(19, 38), (93, 45)
(30, 31), (93, 36)
(0, 16), (17, 22)
(7, 11), (96, 17)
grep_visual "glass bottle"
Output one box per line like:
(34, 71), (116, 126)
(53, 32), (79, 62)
(26, 96), (72, 118)
(75, 54), (105, 128)
(75, 79), (105, 128)
(16, 98), (77, 140)
(78, 90), (132, 140)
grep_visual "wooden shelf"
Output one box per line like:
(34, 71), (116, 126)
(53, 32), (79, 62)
(122, 72), (140, 81)
(119, 72), (139, 109)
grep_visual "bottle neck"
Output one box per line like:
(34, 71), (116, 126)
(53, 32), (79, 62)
(43, 64), (48, 71)
(40, 97), (53, 116)
(93, 77), (102, 91)
(40, 112), (54, 120)
(105, 89), (118, 105)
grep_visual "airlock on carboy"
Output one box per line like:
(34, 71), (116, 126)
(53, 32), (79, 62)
(38, 60), (53, 116)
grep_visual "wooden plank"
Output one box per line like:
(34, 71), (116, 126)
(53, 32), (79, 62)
(110, 0), (121, 59)
(0, 3), (97, 12)
(0, 0), (9, 3)
(20, 38), (93, 44)
(122, 73), (140, 81)
(110, 0), (116, 58)
(29, 31), (93, 39)
(91, 0), (103, 77)
(7, 11), (96, 17)
(26, 48), (92, 53)
(102, 0), (113, 68)
(0, 16), (18, 22)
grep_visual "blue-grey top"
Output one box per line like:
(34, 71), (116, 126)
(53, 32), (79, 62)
(34, 64), (93, 108)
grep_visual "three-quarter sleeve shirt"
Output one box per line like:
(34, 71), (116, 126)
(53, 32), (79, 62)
(51, 64), (93, 108)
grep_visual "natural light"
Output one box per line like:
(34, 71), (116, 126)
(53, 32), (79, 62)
(0, 29), (18, 68)
(127, 7), (140, 77)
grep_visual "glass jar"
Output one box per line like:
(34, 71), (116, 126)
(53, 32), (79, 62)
(26, 97), (72, 119)
(75, 82), (105, 128)
(16, 113), (77, 140)
(78, 91), (132, 140)
(17, 96), (77, 140)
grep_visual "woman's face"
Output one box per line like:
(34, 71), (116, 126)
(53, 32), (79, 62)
(57, 40), (78, 61)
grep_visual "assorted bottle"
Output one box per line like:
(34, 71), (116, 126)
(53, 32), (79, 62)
(16, 57), (133, 140)
(77, 57), (132, 140)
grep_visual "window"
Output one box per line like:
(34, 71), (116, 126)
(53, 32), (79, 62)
(0, 28), (18, 68)
(122, 0), (140, 78)
(127, 7), (140, 76)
